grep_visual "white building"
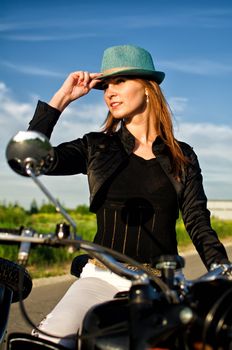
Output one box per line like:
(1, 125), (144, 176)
(208, 200), (232, 220)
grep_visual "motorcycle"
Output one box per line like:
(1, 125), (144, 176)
(0, 130), (231, 350)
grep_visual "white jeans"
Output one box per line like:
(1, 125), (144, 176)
(33, 262), (132, 349)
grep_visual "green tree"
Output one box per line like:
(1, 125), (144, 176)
(39, 201), (57, 213)
(0, 202), (27, 226)
(29, 199), (39, 214)
(75, 204), (90, 215)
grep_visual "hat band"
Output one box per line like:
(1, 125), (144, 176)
(102, 66), (141, 74)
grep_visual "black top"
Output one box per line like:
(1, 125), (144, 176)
(94, 153), (179, 263)
(27, 101), (230, 269)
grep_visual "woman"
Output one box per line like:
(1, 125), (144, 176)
(28, 45), (229, 348)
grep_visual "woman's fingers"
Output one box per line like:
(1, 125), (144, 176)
(70, 71), (101, 87)
(90, 72), (103, 79)
(58, 71), (103, 102)
(49, 71), (102, 111)
(89, 73), (103, 88)
(80, 72), (102, 88)
(76, 71), (88, 87)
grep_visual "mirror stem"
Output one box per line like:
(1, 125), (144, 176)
(26, 164), (77, 239)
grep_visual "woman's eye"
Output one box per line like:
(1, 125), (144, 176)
(102, 77), (127, 90)
(115, 78), (126, 84)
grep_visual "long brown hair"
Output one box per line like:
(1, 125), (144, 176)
(101, 79), (188, 178)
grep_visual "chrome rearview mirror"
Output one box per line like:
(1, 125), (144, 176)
(6, 131), (54, 177)
(6, 131), (77, 239)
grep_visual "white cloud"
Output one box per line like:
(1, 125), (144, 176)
(168, 96), (188, 115)
(0, 18), (100, 32)
(3, 33), (98, 42)
(0, 82), (34, 139)
(1, 81), (231, 210)
(1, 5), (231, 40)
(174, 122), (232, 199)
(0, 82), (106, 208)
(0, 61), (65, 78)
(175, 122), (232, 159)
(161, 59), (232, 76)
(40, 100), (107, 145)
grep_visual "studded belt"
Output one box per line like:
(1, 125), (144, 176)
(89, 258), (161, 277)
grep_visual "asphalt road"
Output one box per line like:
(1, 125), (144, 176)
(7, 243), (232, 337)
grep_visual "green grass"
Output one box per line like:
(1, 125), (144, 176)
(0, 206), (97, 278)
(176, 216), (232, 247)
(0, 204), (232, 278)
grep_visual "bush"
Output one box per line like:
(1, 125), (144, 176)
(0, 203), (231, 278)
(0, 203), (27, 227)
(74, 204), (91, 215)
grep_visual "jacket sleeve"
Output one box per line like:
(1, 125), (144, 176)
(28, 100), (88, 175)
(180, 146), (229, 270)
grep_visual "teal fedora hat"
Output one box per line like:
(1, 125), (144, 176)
(94, 44), (165, 89)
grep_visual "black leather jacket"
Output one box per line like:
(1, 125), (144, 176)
(28, 101), (229, 269)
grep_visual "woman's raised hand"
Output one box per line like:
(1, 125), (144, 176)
(49, 71), (102, 112)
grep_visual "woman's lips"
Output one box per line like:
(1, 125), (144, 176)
(110, 101), (121, 109)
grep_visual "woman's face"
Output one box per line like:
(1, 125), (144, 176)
(103, 77), (147, 119)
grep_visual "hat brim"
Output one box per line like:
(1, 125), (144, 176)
(93, 68), (165, 90)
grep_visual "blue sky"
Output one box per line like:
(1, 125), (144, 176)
(1, 0), (232, 209)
